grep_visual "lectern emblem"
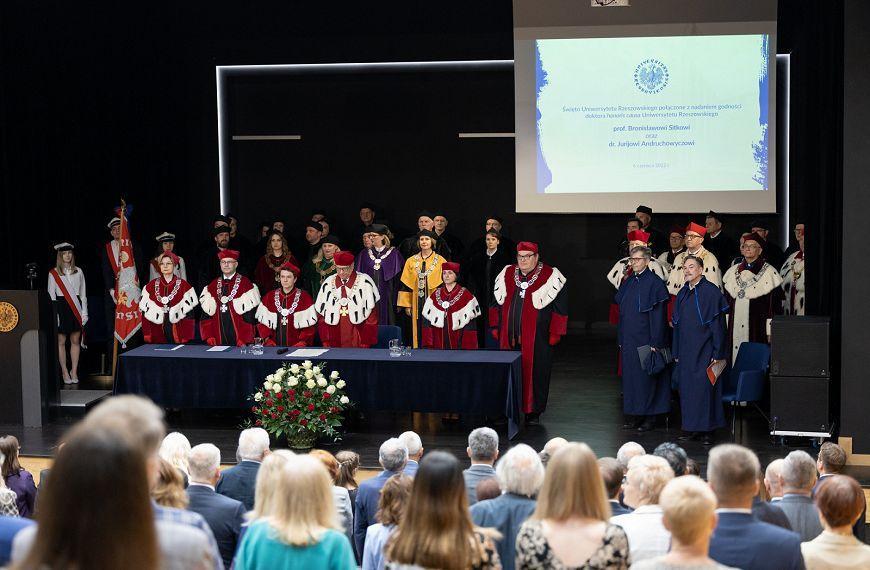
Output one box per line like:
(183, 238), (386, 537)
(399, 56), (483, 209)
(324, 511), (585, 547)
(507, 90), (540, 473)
(0, 302), (19, 333)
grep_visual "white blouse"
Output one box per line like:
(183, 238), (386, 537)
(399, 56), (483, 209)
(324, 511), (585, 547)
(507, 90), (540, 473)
(47, 267), (88, 319)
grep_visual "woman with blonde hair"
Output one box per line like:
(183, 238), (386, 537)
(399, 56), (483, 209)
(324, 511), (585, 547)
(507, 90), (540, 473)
(151, 458), (188, 509)
(248, 450), (294, 521)
(158, 432), (191, 486)
(311, 449), (354, 548)
(385, 450), (500, 569)
(611, 454), (674, 564)
(235, 453), (355, 569)
(47, 242), (88, 384)
(516, 442), (629, 569)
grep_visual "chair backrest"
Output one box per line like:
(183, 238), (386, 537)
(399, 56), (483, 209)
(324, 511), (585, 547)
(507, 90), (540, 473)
(375, 325), (402, 348)
(732, 342), (771, 375)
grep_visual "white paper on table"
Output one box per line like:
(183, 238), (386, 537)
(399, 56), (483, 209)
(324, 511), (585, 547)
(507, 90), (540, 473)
(289, 348), (329, 357)
(206, 346), (232, 352)
(154, 345), (185, 352)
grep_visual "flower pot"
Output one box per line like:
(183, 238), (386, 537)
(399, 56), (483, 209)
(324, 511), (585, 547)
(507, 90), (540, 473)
(286, 430), (318, 450)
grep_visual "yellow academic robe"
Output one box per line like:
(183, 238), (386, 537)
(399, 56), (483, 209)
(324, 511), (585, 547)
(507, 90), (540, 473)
(397, 253), (444, 347)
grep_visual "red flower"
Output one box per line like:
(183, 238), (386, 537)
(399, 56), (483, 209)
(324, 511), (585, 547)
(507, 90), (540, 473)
(291, 409), (301, 417)
(277, 406), (285, 413)
(300, 419), (308, 426)
(255, 419), (262, 426)
(265, 399), (274, 407)
(275, 392), (283, 399)
(271, 412), (278, 419)
(288, 389), (296, 396)
(303, 390), (312, 398)
(323, 392), (331, 400)
(319, 414), (327, 421)
(307, 404), (315, 411)
(330, 406), (338, 413)
(251, 406), (258, 413)
(288, 395), (295, 402)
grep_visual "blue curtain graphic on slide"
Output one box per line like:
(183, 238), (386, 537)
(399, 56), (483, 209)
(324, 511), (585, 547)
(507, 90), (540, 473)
(535, 41), (553, 193)
(752, 34), (769, 189)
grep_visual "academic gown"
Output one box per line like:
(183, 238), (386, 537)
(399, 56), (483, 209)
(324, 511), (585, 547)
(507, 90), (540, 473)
(253, 252), (301, 294)
(255, 287), (317, 347)
(723, 259), (784, 362)
(139, 276), (199, 344)
(704, 232), (738, 267)
(301, 256), (336, 298)
(435, 231), (464, 260)
(672, 277), (729, 432)
(644, 226), (668, 258)
(421, 285), (480, 349)
(199, 274), (261, 346)
(314, 272), (380, 348)
(465, 247), (513, 347)
(780, 250), (805, 316)
(397, 253), (445, 348)
(355, 246), (405, 326)
(490, 263), (568, 414)
(615, 269), (671, 416)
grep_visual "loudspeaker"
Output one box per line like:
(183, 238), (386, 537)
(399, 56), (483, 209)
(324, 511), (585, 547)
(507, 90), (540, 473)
(770, 376), (830, 433)
(770, 316), (830, 377)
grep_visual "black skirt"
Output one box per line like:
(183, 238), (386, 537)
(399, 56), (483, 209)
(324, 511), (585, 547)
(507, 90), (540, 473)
(54, 298), (83, 334)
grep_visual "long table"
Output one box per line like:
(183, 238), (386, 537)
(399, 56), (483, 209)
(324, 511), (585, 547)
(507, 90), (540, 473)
(115, 345), (524, 439)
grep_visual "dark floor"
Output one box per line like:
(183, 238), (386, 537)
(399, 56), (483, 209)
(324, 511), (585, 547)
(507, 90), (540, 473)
(2, 330), (858, 480)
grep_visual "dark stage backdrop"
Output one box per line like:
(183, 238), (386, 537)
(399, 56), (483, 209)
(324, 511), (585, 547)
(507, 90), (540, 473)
(0, 1), (837, 327)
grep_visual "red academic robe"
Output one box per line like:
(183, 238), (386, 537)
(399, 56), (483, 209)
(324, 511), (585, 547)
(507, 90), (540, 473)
(314, 271), (380, 348)
(722, 259), (784, 362)
(255, 287), (317, 347)
(421, 285), (480, 349)
(139, 276), (198, 343)
(490, 263), (568, 414)
(199, 274), (261, 346)
(254, 253), (301, 293)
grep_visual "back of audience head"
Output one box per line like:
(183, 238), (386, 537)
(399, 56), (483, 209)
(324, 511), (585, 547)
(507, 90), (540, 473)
(309, 449), (340, 483)
(189, 443), (221, 485)
(376, 474), (414, 526)
(252, 450), (295, 520)
(84, 395), (166, 458)
(817, 441), (847, 475)
(335, 450), (360, 489)
(237, 427), (271, 462)
(814, 475), (865, 530)
(623, 454), (674, 508)
(379, 438), (409, 473)
(707, 444), (760, 506)
(685, 457), (701, 477)
(780, 450), (818, 494)
(399, 431), (423, 462)
(659, 475), (718, 548)
(467, 427), (499, 464)
(158, 431), (191, 475)
(539, 437), (567, 467)
(475, 478), (502, 502)
(496, 443), (544, 498)
(19, 423), (159, 570)
(152, 457), (188, 509)
(653, 441), (688, 477)
(0, 435), (22, 477)
(616, 441), (645, 473)
(264, 453), (339, 545)
(764, 458), (786, 499)
(598, 457), (623, 501)
(536, 442), (610, 522)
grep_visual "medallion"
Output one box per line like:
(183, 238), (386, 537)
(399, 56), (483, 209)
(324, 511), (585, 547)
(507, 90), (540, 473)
(339, 298), (350, 307)
(281, 317), (289, 326)
(160, 296), (169, 304)
(441, 301), (450, 309)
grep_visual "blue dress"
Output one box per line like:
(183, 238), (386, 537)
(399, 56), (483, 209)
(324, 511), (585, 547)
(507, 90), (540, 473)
(672, 277), (729, 432)
(615, 268), (671, 416)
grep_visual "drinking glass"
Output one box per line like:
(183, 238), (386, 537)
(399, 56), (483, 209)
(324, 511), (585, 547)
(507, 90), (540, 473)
(389, 338), (402, 358)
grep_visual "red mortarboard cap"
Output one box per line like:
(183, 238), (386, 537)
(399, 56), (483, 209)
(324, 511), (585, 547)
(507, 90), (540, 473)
(627, 230), (650, 243)
(685, 222), (707, 237)
(742, 232), (767, 250)
(516, 241), (539, 254)
(217, 249), (240, 261)
(442, 262), (460, 274)
(334, 251), (355, 267)
(279, 262), (301, 277)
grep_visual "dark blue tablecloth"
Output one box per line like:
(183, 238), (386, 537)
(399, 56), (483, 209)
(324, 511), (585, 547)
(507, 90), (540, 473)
(115, 345), (524, 438)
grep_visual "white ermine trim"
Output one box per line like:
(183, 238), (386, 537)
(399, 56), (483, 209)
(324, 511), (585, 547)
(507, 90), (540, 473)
(421, 296), (444, 328)
(493, 266), (509, 305)
(169, 288), (198, 324)
(294, 306), (319, 329)
(255, 303), (277, 329)
(139, 288), (164, 324)
(232, 286), (261, 315)
(531, 267), (566, 310)
(199, 287), (217, 316)
(450, 297), (481, 331)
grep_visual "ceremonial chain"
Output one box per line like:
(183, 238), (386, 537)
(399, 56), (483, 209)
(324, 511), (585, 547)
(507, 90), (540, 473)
(435, 286), (465, 310)
(515, 263), (543, 298)
(265, 253), (287, 272)
(415, 253), (440, 298)
(734, 263), (769, 299)
(275, 289), (301, 326)
(219, 275), (242, 312)
(316, 260), (336, 277)
(155, 278), (182, 312)
(368, 247), (394, 271)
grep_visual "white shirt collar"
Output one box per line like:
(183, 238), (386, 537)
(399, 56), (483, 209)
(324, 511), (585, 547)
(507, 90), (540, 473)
(188, 482), (215, 491)
(716, 507), (753, 514)
(222, 272), (236, 280)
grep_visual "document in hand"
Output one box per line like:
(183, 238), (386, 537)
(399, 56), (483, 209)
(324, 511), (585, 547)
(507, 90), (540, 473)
(707, 360), (726, 385)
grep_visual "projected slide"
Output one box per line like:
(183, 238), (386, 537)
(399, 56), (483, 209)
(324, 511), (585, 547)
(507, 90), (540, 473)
(534, 34), (770, 195)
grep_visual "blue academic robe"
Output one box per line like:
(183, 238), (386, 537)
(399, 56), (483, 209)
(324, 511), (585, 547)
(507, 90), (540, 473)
(615, 268), (671, 416)
(672, 277), (729, 432)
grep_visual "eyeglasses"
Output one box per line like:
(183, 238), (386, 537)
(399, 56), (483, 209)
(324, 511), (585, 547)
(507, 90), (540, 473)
(740, 244), (760, 250)
(628, 257), (646, 262)
(685, 234), (701, 239)
(517, 254), (537, 260)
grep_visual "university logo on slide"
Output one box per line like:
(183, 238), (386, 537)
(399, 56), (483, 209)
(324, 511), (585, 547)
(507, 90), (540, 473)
(634, 59), (669, 94)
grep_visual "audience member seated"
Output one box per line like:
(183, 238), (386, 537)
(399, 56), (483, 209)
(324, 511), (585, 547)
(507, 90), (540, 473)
(0, 436), (36, 519)
(336, 450), (361, 516)
(362, 474), (413, 570)
(516, 443), (629, 569)
(685, 458), (701, 477)
(815, 441), (866, 541)
(355, 438), (408, 555)
(311, 449), (355, 548)
(632, 475), (736, 570)
(248, 450), (295, 520)
(159, 431), (192, 488)
(611, 454), (674, 563)
(777, 450), (824, 542)
(152, 457), (189, 509)
(707, 444), (803, 570)
(599, 457), (632, 516)
(463, 427), (499, 506)
(801, 474), (870, 570)
(187, 443), (247, 569)
(217, 427), (271, 511)
(471, 443), (543, 570)
(11, 420), (214, 570)
(385, 451), (501, 569)
(752, 466), (792, 529)
(234, 454), (356, 569)
(398, 431), (424, 477)
(653, 442), (688, 477)
(538, 436), (567, 467)
(616, 441), (646, 474)
(0, 449), (33, 566)
(474, 478), (502, 503)
(0, 453), (18, 516)
(764, 458), (786, 502)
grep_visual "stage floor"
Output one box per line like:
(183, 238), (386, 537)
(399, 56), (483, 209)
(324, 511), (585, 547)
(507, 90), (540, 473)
(2, 330), (839, 477)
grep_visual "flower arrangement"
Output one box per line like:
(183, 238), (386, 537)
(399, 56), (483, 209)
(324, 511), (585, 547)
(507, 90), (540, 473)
(248, 360), (352, 447)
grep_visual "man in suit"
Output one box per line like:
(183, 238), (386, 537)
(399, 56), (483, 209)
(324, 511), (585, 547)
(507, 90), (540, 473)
(354, 437), (408, 556)
(707, 444), (804, 570)
(399, 431), (423, 477)
(764, 458), (786, 502)
(814, 441), (866, 541)
(778, 450), (824, 542)
(186, 444), (247, 569)
(598, 457), (632, 516)
(463, 427), (499, 506)
(216, 428), (270, 511)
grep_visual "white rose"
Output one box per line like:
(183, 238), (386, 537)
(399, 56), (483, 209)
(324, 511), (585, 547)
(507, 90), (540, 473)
(272, 383), (282, 393)
(306, 379), (316, 389)
(265, 375), (275, 383)
(317, 378), (328, 388)
(275, 369), (286, 380)
(326, 385), (336, 394)
(290, 364), (300, 373)
(336, 380), (346, 389)
(302, 360), (313, 369)
(304, 370), (315, 379)
(263, 380), (271, 388)
(254, 393), (263, 401)
(340, 395), (350, 404)
(330, 370), (340, 380)
(312, 366), (321, 375)
(288, 378), (299, 387)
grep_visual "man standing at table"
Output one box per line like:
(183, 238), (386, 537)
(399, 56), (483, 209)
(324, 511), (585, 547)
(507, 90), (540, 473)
(314, 250), (380, 348)
(490, 242), (568, 423)
(672, 255), (728, 446)
(199, 250), (261, 346)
